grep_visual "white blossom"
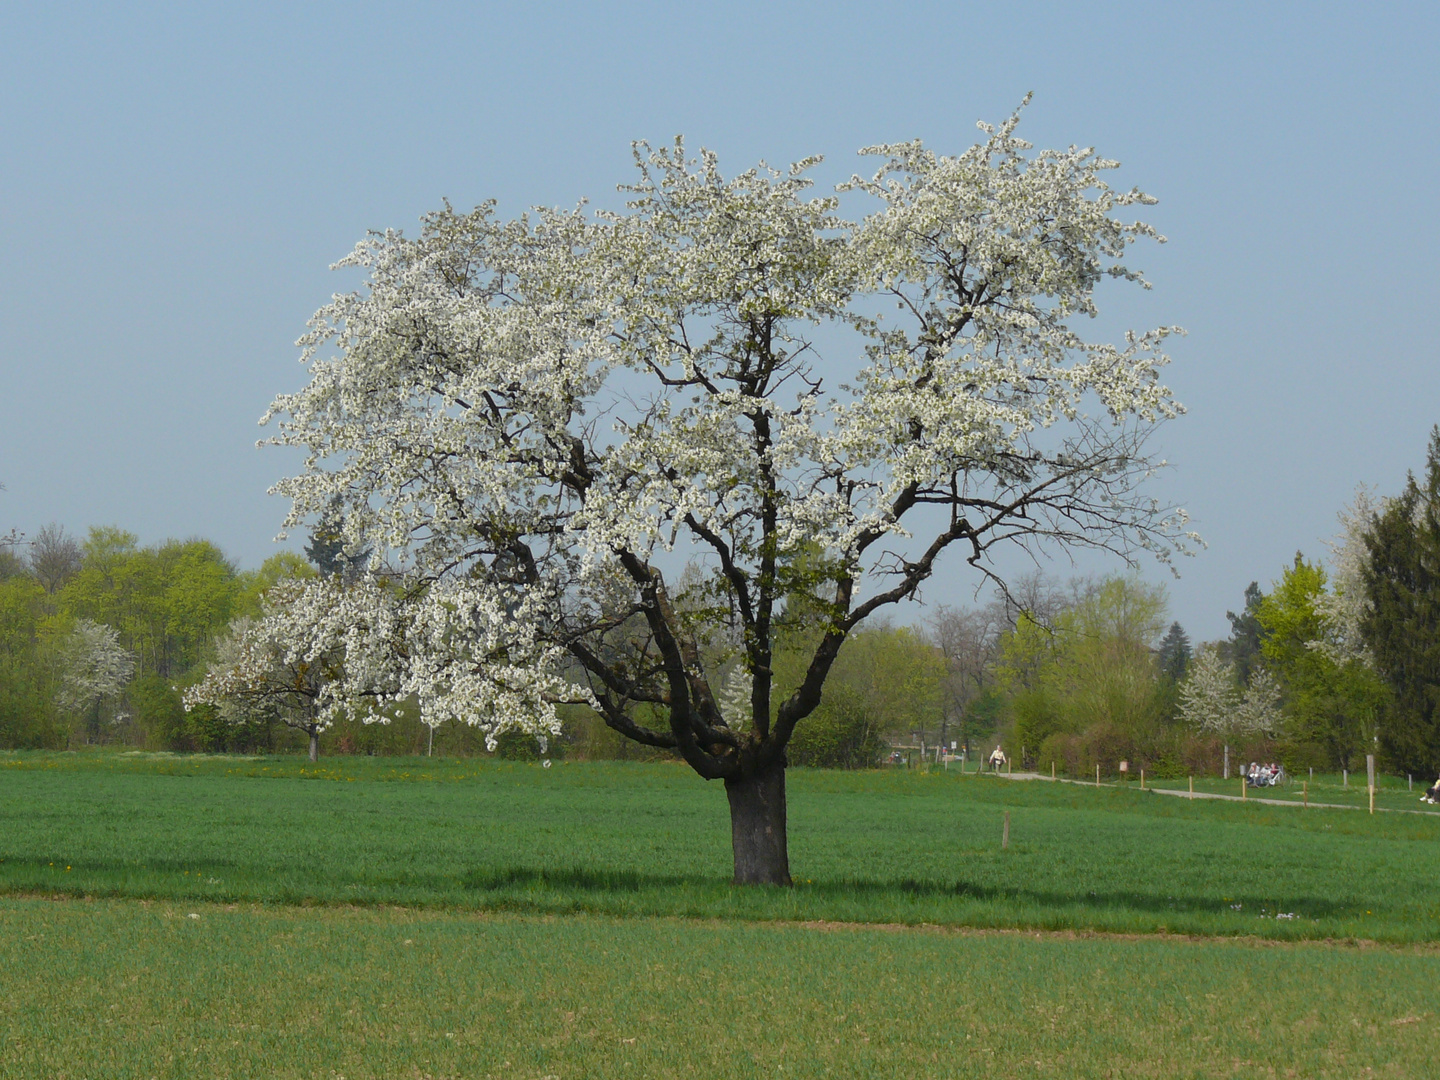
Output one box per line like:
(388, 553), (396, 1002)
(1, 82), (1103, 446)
(1179, 645), (1279, 738)
(1178, 645), (1240, 736)
(716, 666), (754, 730)
(56, 619), (134, 714)
(1234, 669), (1282, 736)
(1313, 486), (1383, 665)
(258, 109), (1196, 782)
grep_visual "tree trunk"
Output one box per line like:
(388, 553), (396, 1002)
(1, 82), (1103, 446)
(725, 762), (791, 886)
(309, 729), (319, 762)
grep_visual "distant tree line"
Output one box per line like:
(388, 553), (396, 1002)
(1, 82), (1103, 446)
(1174, 427), (1440, 779)
(784, 426), (1440, 779)
(0, 517), (966, 760)
(0, 524), (302, 749)
(4, 429), (1437, 770)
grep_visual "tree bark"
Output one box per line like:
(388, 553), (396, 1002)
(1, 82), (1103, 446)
(309, 729), (319, 762)
(725, 761), (791, 885)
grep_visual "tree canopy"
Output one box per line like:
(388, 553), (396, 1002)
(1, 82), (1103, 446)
(224, 111), (1193, 882)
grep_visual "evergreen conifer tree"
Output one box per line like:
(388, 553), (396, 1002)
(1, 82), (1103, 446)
(304, 498), (370, 580)
(1157, 621), (1191, 682)
(1362, 427), (1440, 774)
(1221, 583), (1266, 686)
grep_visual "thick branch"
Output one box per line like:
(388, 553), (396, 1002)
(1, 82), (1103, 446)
(615, 549), (736, 779)
(595, 693), (680, 749)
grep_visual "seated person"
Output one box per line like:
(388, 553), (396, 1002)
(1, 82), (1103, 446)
(1422, 778), (1440, 805)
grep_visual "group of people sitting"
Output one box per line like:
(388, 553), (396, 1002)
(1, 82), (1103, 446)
(1246, 761), (1284, 787)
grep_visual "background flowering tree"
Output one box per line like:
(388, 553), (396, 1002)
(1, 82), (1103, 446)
(56, 618), (135, 741)
(1178, 645), (1279, 778)
(184, 578), (373, 761)
(263, 109), (1192, 883)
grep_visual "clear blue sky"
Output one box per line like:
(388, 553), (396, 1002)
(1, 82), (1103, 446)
(2, 1), (1436, 641)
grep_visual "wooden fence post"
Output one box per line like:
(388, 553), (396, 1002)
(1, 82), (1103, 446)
(1242, 775), (1247, 800)
(1002, 811), (1010, 850)
(1140, 769), (1145, 791)
(1189, 776), (1193, 799)
(1096, 764), (1101, 787)
(1367, 754), (1376, 815)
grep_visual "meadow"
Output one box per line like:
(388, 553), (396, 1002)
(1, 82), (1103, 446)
(2, 898), (1434, 1079)
(3, 751), (1440, 940)
(5, 751), (1440, 1078)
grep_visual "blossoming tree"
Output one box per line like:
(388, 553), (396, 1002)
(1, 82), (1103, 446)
(1179, 645), (1280, 778)
(57, 618), (135, 739)
(184, 578), (370, 761)
(260, 109), (1192, 883)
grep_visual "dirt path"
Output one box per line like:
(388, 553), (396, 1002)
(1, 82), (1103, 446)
(988, 770), (1440, 817)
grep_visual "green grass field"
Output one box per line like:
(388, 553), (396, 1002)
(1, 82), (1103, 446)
(4, 751), (1439, 941)
(4, 751), (1440, 1077)
(3, 898), (1435, 1079)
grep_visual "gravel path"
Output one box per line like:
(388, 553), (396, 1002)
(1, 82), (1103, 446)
(987, 770), (1440, 817)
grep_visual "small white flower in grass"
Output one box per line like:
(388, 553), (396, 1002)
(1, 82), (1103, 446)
(542, 759), (552, 769)
(187, 913), (200, 920)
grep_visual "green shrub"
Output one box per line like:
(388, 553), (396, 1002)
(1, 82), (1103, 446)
(1010, 686), (1069, 757)
(126, 673), (187, 750)
(787, 685), (885, 769)
(491, 726), (561, 761)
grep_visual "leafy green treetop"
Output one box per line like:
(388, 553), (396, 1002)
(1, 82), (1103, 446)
(1255, 552), (1385, 770)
